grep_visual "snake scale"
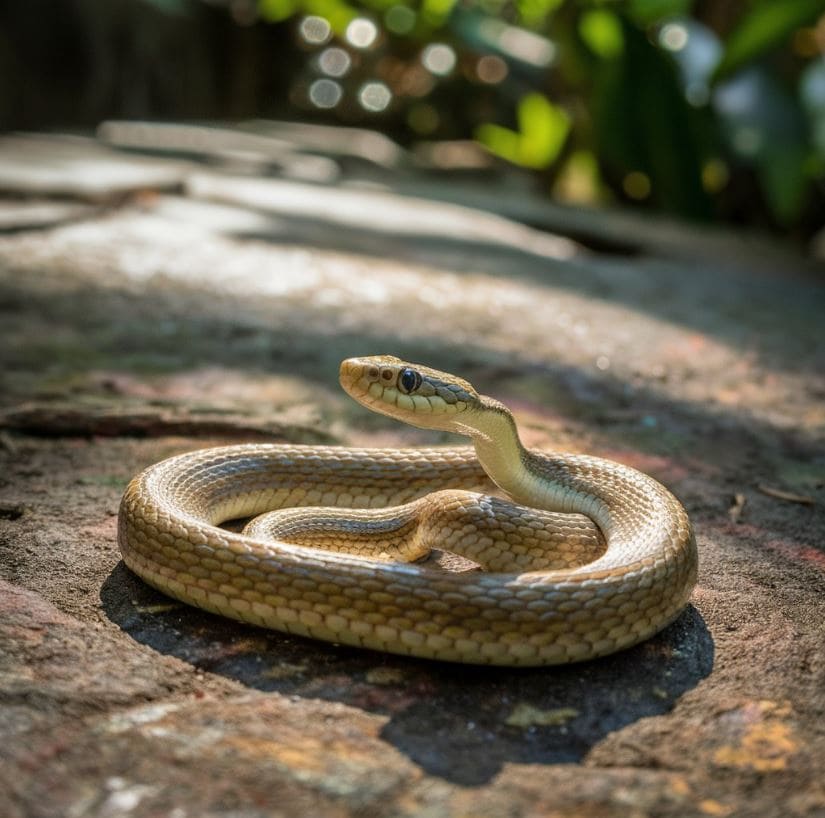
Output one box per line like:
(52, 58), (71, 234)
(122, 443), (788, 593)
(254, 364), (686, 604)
(118, 355), (697, 666)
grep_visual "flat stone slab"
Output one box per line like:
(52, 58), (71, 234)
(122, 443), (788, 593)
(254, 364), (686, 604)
(0, 129), (823, 818)
(0, 134), (190, 199)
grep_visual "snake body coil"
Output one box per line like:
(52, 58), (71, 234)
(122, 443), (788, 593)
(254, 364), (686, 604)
(118, 356), (697, 666)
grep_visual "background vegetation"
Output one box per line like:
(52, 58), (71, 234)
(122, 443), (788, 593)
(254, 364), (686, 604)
(2, 0), (825, 240)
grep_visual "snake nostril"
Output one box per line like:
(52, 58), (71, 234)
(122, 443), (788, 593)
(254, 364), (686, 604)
(367, 366), (380, 381)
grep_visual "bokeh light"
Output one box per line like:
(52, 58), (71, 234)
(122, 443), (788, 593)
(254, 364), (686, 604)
(309, 78), (342, 109)
(318, 47), (351, 78)
(476, 55), (508, 84)
(477, 19), (555, 67)
(622, 171), (651, 199)
(392, 61), (434, 97)
(421, 43), (456, 77)
(359, 81), (392, 112)
(385, 6), (416, 35)
(230, 0), (258, 27)
(300, 16), (331, 46)
(346, 18), (378, 49)
(701, 159), (730, 193)
(659, 22), (689, 52)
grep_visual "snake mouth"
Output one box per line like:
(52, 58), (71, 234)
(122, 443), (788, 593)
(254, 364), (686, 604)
(339, 356), (379, 397)
(339, 355), (402, 413)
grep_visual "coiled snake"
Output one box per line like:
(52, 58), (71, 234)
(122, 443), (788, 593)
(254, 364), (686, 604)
(118, 355), (697, 666)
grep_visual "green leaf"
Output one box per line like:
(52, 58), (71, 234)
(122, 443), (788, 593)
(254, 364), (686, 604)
(475, 93), (570, 169)
(420, 0), (457, 28)
(475, 124), (524, 166)
(258, 0), (300, 23)
(579, 9), (624, 59)
(258, 0), (357, 31)
(713, 0), (825, 83)
(305, 0), (358, 33)
(517, 0), (564, 29)
(519, 93), (571, 166)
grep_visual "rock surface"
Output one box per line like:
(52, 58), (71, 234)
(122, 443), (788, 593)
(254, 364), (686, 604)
(0, 129), (823, 818)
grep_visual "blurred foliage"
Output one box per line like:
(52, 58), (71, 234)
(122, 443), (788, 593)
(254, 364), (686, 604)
(3, 0), (825, 236)
(712, 0), (825, 82)
(476, 93), (570, 169)
(253, 0), (825, 236)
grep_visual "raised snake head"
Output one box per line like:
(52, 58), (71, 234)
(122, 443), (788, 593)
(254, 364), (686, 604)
(339, 355), (480, 433)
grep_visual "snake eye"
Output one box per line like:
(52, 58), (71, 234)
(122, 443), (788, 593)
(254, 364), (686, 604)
(397, 367), (421, 394)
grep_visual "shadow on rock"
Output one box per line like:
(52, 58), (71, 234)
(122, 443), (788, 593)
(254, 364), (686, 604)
(101, 562), (714, 786)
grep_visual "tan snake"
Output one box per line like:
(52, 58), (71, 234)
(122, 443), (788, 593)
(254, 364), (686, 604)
(118, 355), (697, 666)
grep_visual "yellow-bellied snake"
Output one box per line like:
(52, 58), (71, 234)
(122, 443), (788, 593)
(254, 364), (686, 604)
(118, 355), (697, 666)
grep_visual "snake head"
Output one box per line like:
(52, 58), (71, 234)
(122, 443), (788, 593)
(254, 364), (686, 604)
(340, 355), (479, 432)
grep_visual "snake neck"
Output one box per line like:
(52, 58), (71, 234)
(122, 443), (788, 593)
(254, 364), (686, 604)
(468, 396), (613, 535)
(467, 396), (532, 501)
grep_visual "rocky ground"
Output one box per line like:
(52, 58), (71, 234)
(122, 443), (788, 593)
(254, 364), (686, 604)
(0, 127), (823, 818)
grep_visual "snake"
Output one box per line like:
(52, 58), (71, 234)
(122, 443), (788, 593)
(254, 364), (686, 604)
(118, 355), (697, 666)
